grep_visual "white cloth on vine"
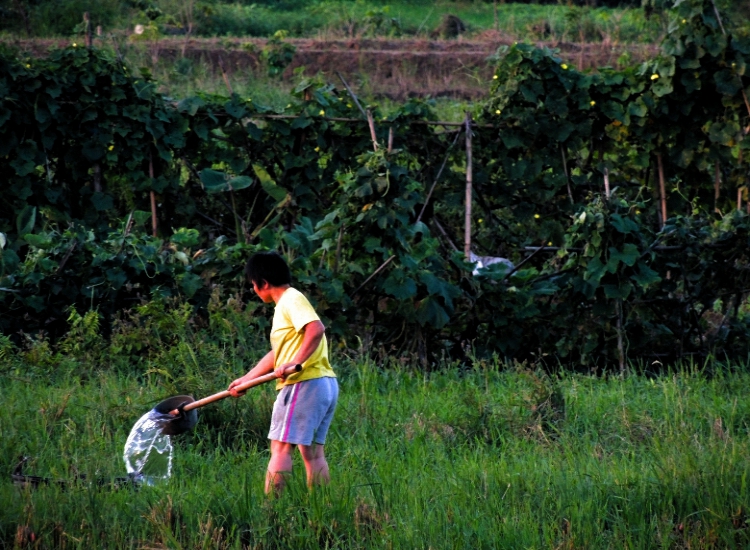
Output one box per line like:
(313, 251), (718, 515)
(469, 252), (514, 276)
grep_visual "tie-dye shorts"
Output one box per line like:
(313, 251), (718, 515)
(268, 376), (339, 446)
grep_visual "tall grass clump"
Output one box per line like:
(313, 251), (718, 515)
(2, 307), (750, 549)
(192, 1), (664, 43)
(196, 4), (328, 38)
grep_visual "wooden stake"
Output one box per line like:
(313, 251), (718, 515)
(561, 145), (573, 204)
(83, 12), (92, 49)
(432, 218), (458, 252)
(149, 155), (158, 237)
(387, 126), (394, 153)
(464, 112), (473, 260)
(738, 187), (743, 211)
(740, 149), (745, 211)
(337, 73), (380, 153)
(336, 72), (368, 120)
(603, 166), (610, 199)
(714, 162), (721, 213)
(218, 56), (234, 96)
(334, 224), (344, 273)
(351, 255), (395, 297)
(616, 299), (625, 375)
(656, 152), (667, 228)
(710, 0), (726, 36)
(93, 163), (101, 193)
(366, 109), (378, 152)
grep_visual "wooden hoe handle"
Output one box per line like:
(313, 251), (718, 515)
(173, 364), (302, 415)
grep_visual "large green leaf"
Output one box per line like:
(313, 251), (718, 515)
(178, 272), (203, 298)
(631, 262), (661, 287)
(383, 270), (416, 300)
(609, 244), (639, 268)
(708, 121), (740, 145)
(176, 96), (205, 116)
(610, 214), (639, 234)
(252, 164), (288, 201)
(16, 206), (36, 237)
(199, 169), (253, 194)
(415, 296), (450, 329)
(603, 282), (633, 299)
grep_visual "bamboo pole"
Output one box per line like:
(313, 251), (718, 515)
(464, 112), (473, 260)
(149, 155), (158, 237)
(656, 153), (667, 228)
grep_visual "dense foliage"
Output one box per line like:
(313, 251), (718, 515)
(1, 0), (749, 368)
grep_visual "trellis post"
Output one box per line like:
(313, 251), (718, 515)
(464, 112), (473, 260)
(656, 153), (667, 229)
(149, 154), (158, 237)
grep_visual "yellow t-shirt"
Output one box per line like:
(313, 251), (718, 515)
(271, 287), (335, 389)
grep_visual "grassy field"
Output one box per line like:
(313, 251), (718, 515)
(2, 333), (750, 548)
(4, 0), (670, 117)
(192, 2), (666, 43)
(2, 1), (669, 43)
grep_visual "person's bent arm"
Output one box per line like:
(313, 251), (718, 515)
(228, 350), (275, 397)
(274, 320), (325, 378)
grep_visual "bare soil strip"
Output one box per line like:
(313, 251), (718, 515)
(9, 36), (659, 100)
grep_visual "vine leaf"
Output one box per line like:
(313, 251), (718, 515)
(252, 164), (288, 201)
(16, 206), (36, 237)
(199, 169), (253, 194)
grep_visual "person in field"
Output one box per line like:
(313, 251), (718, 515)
(228, 251), (338, 494)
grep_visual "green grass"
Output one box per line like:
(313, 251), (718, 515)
(2, 0), (668, 44)
(2, 339), (750, 548)
(187, 1), (665, 43)
(114, 46), (476, 122)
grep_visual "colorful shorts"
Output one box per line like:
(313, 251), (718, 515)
(268, 376), (339, 446)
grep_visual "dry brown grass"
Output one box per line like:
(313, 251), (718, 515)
(11, 37), (659, 101)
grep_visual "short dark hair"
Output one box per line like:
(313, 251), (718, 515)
(245, 252), (292, 287)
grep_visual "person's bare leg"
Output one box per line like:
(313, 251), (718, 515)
(298, 443), (329, 488)
(266, 440), (294, 495)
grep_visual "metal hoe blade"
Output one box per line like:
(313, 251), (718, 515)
(155, 395), (197, 436)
